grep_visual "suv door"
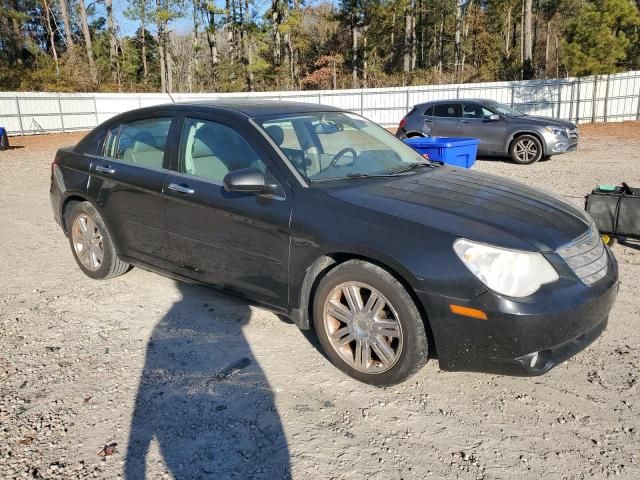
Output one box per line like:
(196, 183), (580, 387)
(163, 115), (292, 309)
(458, 102), (507, 153)
(431, 103), (461, 137)
(90, 116), (175, 266)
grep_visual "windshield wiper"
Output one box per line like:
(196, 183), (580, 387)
(387, 162), (431, 175)
(346, 172), (399, 178)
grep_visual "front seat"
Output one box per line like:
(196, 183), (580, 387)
(189, 125), (230, 181)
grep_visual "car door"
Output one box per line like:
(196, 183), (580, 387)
(431, 103), (461, 137)
(458, 102), (507, 153)
(90, 115), (175, 267)
(163, 114), (292, 309)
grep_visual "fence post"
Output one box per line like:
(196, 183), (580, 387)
(637, 84), (640, 121)
(591, 75), (598, 123)
(556, 87), (562, 119)
(603, 74), (610, 122)
(15, 96), (24, 136)
(568, 80), (575, 122)
(93, 96), (99, 127)
(58, 96), (66, 133)
(318, 91), (322, 104)
(360, 90), (364, 115)
(406, 88), (410, 112)
(575, 78), (581, 123)
(510, 84), (515, 107)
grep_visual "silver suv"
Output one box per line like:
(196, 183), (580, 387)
(396, 99), (578, 165)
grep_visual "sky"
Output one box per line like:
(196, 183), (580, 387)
(108, 0), (272, 37)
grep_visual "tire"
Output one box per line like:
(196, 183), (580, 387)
(65, 201), (130, 280)
(0, 129), (9, 150)
(509, 134), (543, 165)
(312, 260), (429, 386)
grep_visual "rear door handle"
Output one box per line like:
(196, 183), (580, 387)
(95, 165), (116, 174)
(168, 183), (195, 195)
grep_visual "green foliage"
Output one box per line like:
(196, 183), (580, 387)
(1, 0), (639, 92)
(562, 0), (640, 76)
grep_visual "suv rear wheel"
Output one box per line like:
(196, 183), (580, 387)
(509, 134), (543, 164)
(312, 260), (429, 386)
(66, 201), (130, 279)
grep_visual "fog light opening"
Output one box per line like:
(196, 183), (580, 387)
(553, 142), (567, 152)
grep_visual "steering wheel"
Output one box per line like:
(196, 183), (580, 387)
(329, 147), (358, 168)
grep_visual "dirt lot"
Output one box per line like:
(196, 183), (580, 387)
(1, 122), (640, 480)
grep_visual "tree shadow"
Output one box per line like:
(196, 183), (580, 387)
(125, 282), (291, 479)
(0, 146), (25, 151)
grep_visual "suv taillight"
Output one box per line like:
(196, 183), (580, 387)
(399, 117), (407, 130)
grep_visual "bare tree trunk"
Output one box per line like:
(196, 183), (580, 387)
(141, 25), (148, 83)
(523, 0), (533, 79)
(78, 0), (97, 84)
(58, 0), (74, 48)
(544, 11), (551, 77)
(157, 0), (167, 92)
(352, 16), (358, 88)
(438, 13), (444, 74)
(243, 0), (254, 91)
(454, 0), (462, 80)
(41, 0), (59, 75)
(403, 2), (412, 72)
(105, 0), (119, 85)
(410, 3), (416, 70)
(272, 0), (282, 65)
(505, 7), (511, 55)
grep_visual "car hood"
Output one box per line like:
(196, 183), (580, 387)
(513, 115), (576, 129)
(324, 167), (591, 252)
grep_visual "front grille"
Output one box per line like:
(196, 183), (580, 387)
(568, 128), (579, 139)
(557, 226), (608, 285)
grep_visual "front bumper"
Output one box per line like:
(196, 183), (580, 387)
(417, 252), (618, 376)
(543, 132), (579, 156)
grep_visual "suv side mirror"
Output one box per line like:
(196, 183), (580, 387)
(223, 168), (278, 195)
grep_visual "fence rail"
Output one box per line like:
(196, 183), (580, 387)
(1, 71), (639, 135)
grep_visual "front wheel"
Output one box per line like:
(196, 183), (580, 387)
(509, 135), (543, 165)
(66, 201), (130, 279)
(313, 260), (429, 386)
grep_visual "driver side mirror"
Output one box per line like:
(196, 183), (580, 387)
(223, 168), (278, 195)
(486, 113), (500, 121)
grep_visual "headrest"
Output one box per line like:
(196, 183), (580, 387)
(132, 131), (157, 151)
(191, 124), (219, 159)
(265, 125), (285, 146)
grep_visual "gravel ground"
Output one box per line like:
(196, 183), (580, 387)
(1, 123), (640, 480)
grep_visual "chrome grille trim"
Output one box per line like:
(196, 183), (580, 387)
(557, 226), (608, 285)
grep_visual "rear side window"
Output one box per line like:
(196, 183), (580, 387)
(103, 118), (172, 169)
(424, 106), (434, 116)
(433, 103), (461, 118)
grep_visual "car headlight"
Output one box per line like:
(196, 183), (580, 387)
(453, 239), (559, 297)
(545, 126), (568, 137)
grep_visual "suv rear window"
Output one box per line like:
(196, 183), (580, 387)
(433, 103), (461, 118)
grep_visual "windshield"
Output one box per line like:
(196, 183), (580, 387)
(486, 101), (526, 117)
(258, 112), (428, 183)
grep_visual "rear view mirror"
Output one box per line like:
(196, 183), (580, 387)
(223, 168), (278, 195)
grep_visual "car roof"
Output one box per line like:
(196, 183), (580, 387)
(415, 98), (497, 107)
(168, 99), (344, 117)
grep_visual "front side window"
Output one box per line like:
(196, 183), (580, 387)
(259, 112), (428, 183)
(433, 103), (461, 118)
(103, 118), (171, 169)
(179, 118), (268, 183)
(462, 104), (495, 119)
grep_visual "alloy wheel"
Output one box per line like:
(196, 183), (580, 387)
(71, 213), (104, 271)
(322, 281), (403, 374)
(513, 138), (539, 163)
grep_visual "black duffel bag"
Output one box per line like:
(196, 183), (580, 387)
(585, 183), (640, 240)
(0, 127), (9, 151)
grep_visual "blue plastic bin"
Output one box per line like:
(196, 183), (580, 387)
(404, 137), (480, 168)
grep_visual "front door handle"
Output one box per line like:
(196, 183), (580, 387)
(168, 183), (195, 195)
(95, 165), (116, 174)
(461, 119), (471, 123)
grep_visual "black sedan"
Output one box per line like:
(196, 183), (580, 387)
(50, 101), (618, 385)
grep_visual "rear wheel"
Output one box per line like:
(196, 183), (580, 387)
(66, 201), (130, 279)
(509, 134), (543, 165)
(313, 260), (429, 386)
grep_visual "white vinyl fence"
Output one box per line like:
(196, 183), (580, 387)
(1, 71), (639, 135)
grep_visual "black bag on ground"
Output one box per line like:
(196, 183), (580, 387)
(0, 128), (9, 151)
(586, 183), (640, 239)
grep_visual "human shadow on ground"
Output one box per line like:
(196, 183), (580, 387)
(125, 282), (290, 480)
